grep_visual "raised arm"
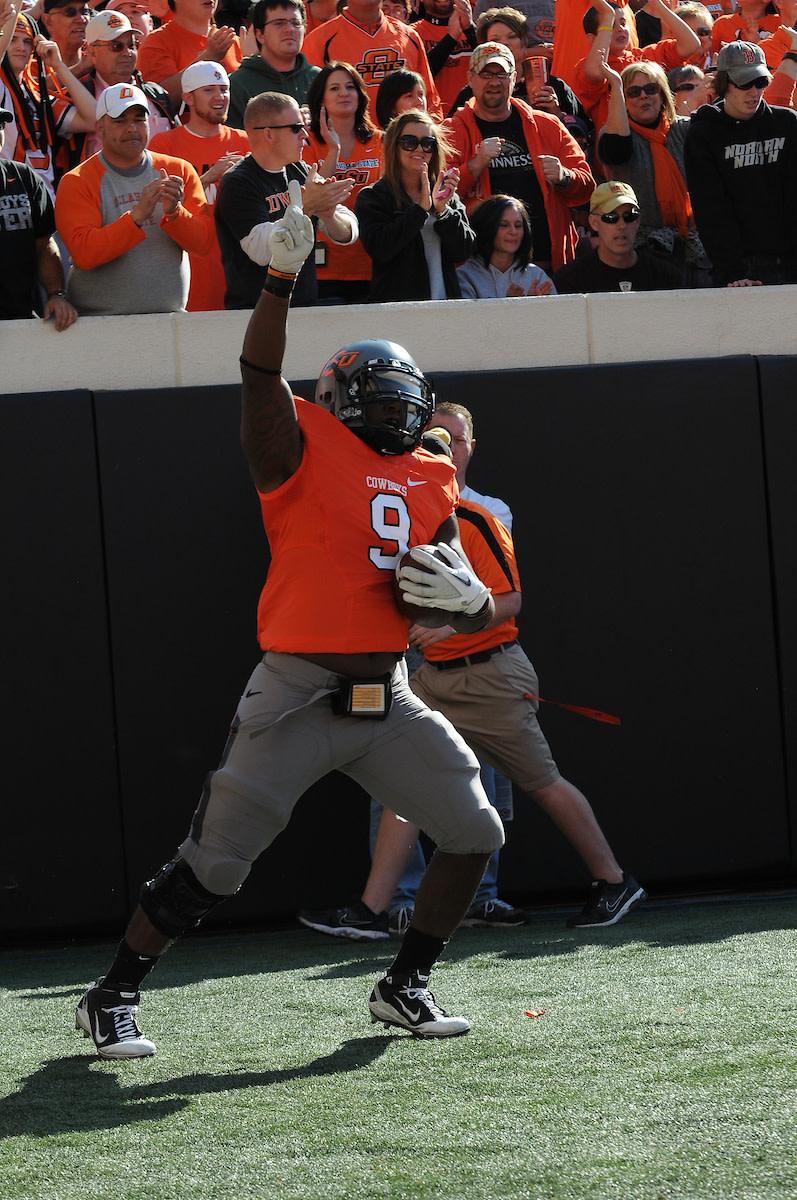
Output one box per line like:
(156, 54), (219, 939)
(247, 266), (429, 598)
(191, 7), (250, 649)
(36, 37), (97, 131)
(652, 0), (701, 59)
(583, 0), (620, 83)
(0, 0), (22, 65)
(597, 52), (629, 136)
(239, 179), (314, 494)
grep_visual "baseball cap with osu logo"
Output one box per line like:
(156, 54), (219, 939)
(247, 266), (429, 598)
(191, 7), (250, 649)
(96, 83), (150, 118)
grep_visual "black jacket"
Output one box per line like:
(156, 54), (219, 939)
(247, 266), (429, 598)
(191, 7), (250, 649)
(684, 99), (797, 284)
(355, 177), (475, 302)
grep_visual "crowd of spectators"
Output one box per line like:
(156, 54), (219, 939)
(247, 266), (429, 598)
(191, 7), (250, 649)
(3, 0), (797, 326)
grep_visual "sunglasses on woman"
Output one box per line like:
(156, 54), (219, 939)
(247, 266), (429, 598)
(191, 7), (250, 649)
(397, 134), (437, 153)
(732, 76), (768, 90)
(673, 81), (700, 93)
(624, 82), (660, 98)
(599, 209), (641, 224)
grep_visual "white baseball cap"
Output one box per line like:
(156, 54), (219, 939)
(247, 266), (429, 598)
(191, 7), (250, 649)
(97, 82), (149, 118)
(86, 9), (134, 42)
(181, 60), (230, 92)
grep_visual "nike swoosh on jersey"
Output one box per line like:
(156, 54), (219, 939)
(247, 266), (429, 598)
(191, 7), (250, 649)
(406, 479), (427, 487)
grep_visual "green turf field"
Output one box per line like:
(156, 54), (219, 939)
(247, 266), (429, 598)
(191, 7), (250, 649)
(2, 897), (797, 1200)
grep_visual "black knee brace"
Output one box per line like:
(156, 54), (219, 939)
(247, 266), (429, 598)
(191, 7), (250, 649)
(139, 856), (228, 940)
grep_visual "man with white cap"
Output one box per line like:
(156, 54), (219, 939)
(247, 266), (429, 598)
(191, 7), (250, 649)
(685, 41), (797, 287)
(136, 0), (242, 109)
(149, 61), (249, 309)
(446, 41), (594, 276)
(62, 8), (175, 166)
(553, 179), (683, 292)
(55, 82), (214, 314)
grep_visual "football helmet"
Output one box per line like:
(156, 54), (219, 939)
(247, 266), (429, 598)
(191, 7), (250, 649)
(315, 340), (435, 455)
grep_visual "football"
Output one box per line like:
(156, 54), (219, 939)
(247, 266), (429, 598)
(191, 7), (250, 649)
(392, 546), (453, 630)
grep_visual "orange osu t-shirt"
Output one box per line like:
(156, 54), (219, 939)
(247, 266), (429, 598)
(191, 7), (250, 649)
(256, 398), (458, 653)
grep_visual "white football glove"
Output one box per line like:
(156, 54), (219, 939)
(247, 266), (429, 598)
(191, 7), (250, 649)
(397, 542), (491, 615)
(269, 178), (314, 275)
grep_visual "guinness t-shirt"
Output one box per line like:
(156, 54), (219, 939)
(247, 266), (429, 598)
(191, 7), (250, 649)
(474, 108), (552, 266)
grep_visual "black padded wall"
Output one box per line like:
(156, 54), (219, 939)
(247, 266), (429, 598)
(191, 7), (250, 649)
(1, 391), (125, 936)
(92, 384), (371, 927)
(757, 356), (797, 869)
(434, 359), (788, 894)
(3, 358), (795, 940)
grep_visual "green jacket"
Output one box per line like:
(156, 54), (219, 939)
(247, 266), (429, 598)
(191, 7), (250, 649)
(227, 53), (320, 128)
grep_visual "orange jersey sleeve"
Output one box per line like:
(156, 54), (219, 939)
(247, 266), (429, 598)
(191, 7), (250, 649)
(55, 155), (146, 270)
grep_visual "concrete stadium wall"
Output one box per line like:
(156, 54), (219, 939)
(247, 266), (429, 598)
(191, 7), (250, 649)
(5, 284), (797, 392)
(4, 289), (797, 939)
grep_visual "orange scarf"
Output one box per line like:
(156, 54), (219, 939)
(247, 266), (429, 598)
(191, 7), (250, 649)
(629, 114), (692, 239)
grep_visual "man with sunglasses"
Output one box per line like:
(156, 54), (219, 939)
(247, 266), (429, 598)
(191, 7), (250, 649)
(227, 0), (320, 129)
(40, 0), (89, 70)
(58, 9), (176, 168)
(553, 179), (683, 291)
(685, 41), (797, 287)
(215, 89), (356, 307)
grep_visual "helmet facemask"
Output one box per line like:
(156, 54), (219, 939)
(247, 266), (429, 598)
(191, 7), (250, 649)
(316, 343), (435, 456)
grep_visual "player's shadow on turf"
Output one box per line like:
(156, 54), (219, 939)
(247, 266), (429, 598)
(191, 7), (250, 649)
(0, 1036), (392, 1138)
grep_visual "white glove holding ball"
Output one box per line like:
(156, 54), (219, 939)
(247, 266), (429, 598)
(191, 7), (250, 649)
(397, 542), (491, 615)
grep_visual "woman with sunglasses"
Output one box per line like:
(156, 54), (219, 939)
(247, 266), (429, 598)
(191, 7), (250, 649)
(354, 108), (475, 302)
(667, 64), (713, 116)
(596, 54), (711, 286)
(456, 193), (555, 297)
(304, 61), (383, 303)
(0, 5), (97, 201)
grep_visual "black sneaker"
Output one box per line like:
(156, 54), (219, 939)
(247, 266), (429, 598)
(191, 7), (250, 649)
(297, 900), (389, 942)
(389, 906), (414, 935)
(460, 898), (528, 927)
(75, 979), (156, 1059)
(567, 873), (646, 928)
(369, 970), (470, 1038)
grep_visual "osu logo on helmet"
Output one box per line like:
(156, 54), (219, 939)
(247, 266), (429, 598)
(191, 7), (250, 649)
(315, 340), (435, 456)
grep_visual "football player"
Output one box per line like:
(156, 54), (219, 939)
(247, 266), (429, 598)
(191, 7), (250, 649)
(75, 179), (505, 1059)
